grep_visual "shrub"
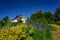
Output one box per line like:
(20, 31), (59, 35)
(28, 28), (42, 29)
(10, 22), (18, 26)
(50, 24), (60, 30)
(18, 20), (23, 23)
(0, 24), (34, 40)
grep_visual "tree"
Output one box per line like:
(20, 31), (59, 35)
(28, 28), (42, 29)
(1, 16), (10, 27)
(30, 10), (43, 21)
(44, 11), (54, 23)
(30, 10), (48, 24)
(54, 5), (60, 24)
(0, 21), (2, 29)
(30, 13), (37, 21)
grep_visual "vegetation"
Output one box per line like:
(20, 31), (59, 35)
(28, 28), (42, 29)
(0, 24), (52, 40)
(0, 16), (11, 29)
(29, 5), (60, 24)
(54, 5), (60, 24)
(50, 24), (60, 30)
(0, 24), (33, 40)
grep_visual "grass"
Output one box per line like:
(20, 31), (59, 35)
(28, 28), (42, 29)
(32, 27), (52, 40)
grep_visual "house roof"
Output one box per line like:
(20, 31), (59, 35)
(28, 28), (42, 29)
(12, 14), (25, 20)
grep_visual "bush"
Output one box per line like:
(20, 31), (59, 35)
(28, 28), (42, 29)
(50, 24), (60, 30)
(0, 24), (34, 40)
(18, 20), (23, 23)
(10, 22), (18, 26)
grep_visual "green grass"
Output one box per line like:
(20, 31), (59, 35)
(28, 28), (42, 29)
(32, 27), (52, 40)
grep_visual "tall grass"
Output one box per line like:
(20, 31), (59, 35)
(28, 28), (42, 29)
(32, 27), (52, 40)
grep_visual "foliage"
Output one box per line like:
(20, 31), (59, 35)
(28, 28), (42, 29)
(0, 16), (11, 29)
(0, 21), (2, 29)
(30, 10), (43, 21)
(1, 16), (10, 24)
(18, 19), (23, 23)
(54, 5), (60, 25)
(32, 26), (52, 40)
(10, 22), (18, 26)
(44, 11), (54, 24)
(26, 17), (30, 22)
(0, 23), (52, 40)
(0, 24), (34, 40)
(30, 10), (48, 24)
(50, 24), (60, 30)
(29, 5), (60, 24)
(39, 13), (48, 24)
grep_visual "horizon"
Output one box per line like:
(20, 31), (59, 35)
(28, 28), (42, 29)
(0, 0), (60, 20)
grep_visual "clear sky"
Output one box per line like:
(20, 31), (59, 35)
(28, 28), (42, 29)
(0, 0), (60, 19)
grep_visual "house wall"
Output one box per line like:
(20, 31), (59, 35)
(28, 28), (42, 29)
(11, 15), (26, 23)
(21, 18), (26, 23)
(11, 19), (17, 22)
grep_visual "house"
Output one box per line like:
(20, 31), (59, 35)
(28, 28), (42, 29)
(11, 14), (26, 23)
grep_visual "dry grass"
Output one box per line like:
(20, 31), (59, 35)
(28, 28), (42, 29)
(49, 24), (60, 40)
(52, 30), (60, 40)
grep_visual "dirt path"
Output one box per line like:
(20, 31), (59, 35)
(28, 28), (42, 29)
(52, 30), (60, 40)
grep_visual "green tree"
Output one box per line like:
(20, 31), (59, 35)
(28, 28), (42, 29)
(54, 5), (60, 24)
(44, 11), (54, 23)
(30, 13), (37, 21)
(30, 10), (48, 24)
(1, 16), (10, 27)
(30, 10), (43, 21)
(0, 21), (2, 29)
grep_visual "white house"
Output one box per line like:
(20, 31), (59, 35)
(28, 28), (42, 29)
(21, 18), (26, 23)
(11, 14), (26, 23)
(11, 19), (17, 22)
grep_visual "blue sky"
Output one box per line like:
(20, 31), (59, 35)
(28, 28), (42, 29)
(0, 0), (60, 19)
